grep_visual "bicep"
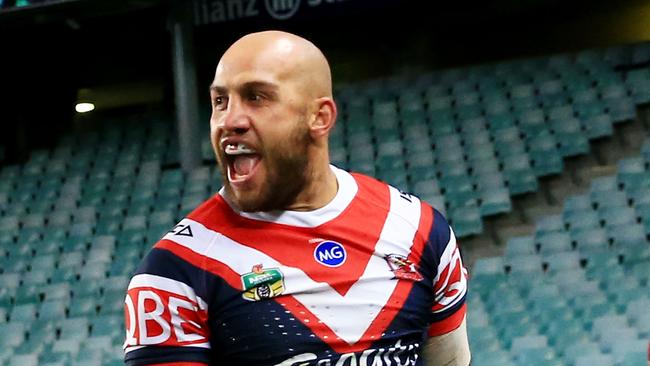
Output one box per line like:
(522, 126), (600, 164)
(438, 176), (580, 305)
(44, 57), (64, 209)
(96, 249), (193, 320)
(423, 316), (471, 366)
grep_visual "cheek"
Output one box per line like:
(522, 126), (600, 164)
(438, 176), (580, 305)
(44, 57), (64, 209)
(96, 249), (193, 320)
(209, 124), (222, 151)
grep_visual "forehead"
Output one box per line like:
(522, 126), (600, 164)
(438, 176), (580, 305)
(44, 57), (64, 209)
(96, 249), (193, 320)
(212, 41), (297, 89)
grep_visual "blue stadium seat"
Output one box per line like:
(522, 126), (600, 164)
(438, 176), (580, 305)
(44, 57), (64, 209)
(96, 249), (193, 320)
(617, 155), (646, 179)
(494, 128), (527, 158)
(574, 353), (614, 366)
(619, 171), (650, 192)
(68, 296), (98, 318)
(556, 128), (590, 158)
(599, 205), (637, 227)
(58, 317), (90, 342)
(506, 254), (543, 274)
(511, 84), (539, 111)
(584, 250), (619, 272)
(572, 227), (609, 253)
(479, 187), (512, 216)
(504, 168), (539, 195)
(22, 270), (50, 287)
(51, 338), (81, 360)
(89, 314), (123, 339)
(472, 257), (506, 277)
(518, 109), (547, 137)
(537, 232), (573, 254)
(471, 350), (516, 366)
(448, 205), (483, 237)
(535, 214), (565, 235)
(591, 190), (628, 210)
(58, 251), (84, 269)
(41, 283), (71, 302)
(38, 299), (68, 322)
(605, 96), (637, 122)
(78, 263), (108, 282)
(428, 113), (457, 136)
(546, 103), (573, 120)
(7, 354), (39, 366)
(50, 267), (77, 284)
(544, 251), (581, 273)
(607, 223), (646, 247)
(528, 141), (563, 177)
(487, 113), (516, 132)
(620, 351), (648, 366)
(626, 67), (650, 104)
(583, 113), (614, 139)
(620, 243), (650, 265)
(426, 95), (452, 113)
(474, 171), (506, 192)
(565, 209), (600, 231)
(505, 236), (536, 257)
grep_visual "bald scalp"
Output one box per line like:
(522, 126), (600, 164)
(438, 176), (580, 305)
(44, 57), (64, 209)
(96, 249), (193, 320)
(216, 30), (333, 99)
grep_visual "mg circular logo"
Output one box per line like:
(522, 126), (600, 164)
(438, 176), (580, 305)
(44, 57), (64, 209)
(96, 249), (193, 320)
(264, 0), (301, 20)
(314, 241), (346, 267)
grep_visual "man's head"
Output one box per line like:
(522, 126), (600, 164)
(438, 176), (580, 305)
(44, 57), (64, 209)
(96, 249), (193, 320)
(209, 31), (337, 212)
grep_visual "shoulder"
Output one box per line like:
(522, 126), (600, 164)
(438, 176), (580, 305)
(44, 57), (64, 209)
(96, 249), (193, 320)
(162, 193), (243, 246)
(185, 193), (230, 229)
(348, 171), (413, 211)
(138, 194), (237, 275)
(348, 170), (434, 233)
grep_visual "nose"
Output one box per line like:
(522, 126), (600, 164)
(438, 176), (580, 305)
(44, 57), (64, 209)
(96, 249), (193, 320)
(219, 97), (250, 135)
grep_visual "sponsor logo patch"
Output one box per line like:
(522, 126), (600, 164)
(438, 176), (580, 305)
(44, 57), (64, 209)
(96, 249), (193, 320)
(313, 240), (347, 267)
(275, 339), (421, 366)
(124, 279), (209, 350)
(241, 264), (285, 301)
(385, 254), (423, 281)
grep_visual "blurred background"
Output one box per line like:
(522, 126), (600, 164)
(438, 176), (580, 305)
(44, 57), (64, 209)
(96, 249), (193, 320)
(0, 0), (649, 365)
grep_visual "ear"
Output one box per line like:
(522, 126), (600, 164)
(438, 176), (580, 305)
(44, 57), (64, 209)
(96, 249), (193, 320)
(308, 97), (337, 139)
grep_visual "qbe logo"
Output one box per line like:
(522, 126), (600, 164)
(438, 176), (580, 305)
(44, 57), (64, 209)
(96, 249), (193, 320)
(314, 240), (346, 267)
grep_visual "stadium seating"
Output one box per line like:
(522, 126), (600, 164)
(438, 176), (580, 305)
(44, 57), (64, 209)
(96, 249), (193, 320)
(332, 42), (650, 237)
(469, 136), (650, 365)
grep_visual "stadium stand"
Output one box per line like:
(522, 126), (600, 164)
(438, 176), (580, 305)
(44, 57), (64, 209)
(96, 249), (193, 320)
(331, 42), (650, 242)
(469, 128), (650, 365)
(0, 38), (649, 365)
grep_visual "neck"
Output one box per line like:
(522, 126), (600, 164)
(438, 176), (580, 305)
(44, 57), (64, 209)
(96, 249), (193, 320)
(285, 153), (338, 212)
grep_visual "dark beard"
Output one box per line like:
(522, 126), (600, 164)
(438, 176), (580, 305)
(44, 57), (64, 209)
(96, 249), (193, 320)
(218, 121), (311, 212)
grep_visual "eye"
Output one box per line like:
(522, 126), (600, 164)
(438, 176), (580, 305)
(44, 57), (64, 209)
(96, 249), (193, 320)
(246, 92), (263, 103)
(213, 95), (227, 110)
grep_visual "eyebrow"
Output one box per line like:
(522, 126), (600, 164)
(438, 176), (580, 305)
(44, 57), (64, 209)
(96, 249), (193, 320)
(209, 80), (279, 94)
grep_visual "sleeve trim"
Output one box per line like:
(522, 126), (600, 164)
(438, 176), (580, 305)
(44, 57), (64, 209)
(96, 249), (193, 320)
(427, 303), (467, 337)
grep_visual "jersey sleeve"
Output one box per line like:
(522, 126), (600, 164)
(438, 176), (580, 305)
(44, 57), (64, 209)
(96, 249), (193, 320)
(426, 208), (469, 337)
(123, 220), (213, 365)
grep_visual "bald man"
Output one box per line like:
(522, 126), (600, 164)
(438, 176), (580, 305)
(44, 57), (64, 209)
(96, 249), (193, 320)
(123, 31), (471, 366)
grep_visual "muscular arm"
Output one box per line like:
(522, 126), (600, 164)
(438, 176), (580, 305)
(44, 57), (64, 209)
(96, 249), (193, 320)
(423, 316), (471, 366)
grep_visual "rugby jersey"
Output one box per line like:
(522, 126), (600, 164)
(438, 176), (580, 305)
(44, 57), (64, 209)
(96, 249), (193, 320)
(123, 166), (468, 365)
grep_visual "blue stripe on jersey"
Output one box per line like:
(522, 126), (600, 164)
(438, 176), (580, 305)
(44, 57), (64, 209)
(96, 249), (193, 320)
(429, 208), (451, 262)
(208, 281), (336, 364)
(417, 207), (451, 283)
(425, 208), (466, 323)
(125, 346), (211, 365)
(134, 247), (211, 303)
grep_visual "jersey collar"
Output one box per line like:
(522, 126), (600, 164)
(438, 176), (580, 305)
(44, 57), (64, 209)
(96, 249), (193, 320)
(219, 165), (358, 228)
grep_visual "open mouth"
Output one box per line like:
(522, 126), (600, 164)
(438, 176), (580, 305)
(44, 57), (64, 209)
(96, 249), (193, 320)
(223, 142), (261, 184)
